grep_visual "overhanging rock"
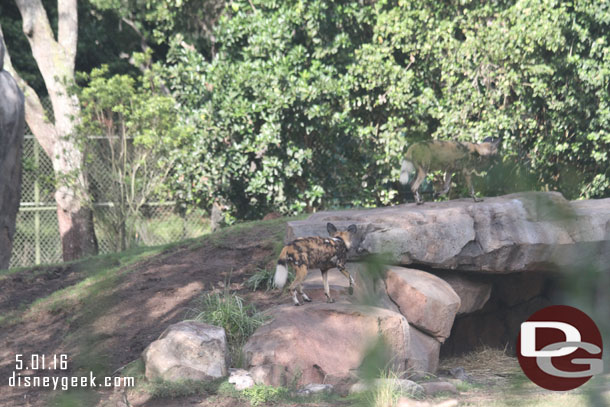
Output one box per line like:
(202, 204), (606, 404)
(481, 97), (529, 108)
(287, 192), (610, 273)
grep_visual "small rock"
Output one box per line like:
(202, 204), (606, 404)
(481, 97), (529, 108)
(448, 366), (470, 381)
(421, 381), (458, 396)
(142, 321), (228, 382)
(297, 383), (333, 396)
(229, 368), (255, 390)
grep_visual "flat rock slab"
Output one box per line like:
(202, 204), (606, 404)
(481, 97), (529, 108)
(243, 302), (410, 387)
(385, 267), (460, 342)
(143, 320), (228, 382)
(287, 192), (610, 273)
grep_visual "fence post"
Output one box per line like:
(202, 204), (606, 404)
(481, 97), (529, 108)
(34, 139), (41, 265)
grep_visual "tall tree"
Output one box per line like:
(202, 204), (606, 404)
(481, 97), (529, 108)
(1, 0), (97, 261)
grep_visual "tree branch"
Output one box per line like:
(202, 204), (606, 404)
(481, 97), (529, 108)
(58, 0), (78, 65)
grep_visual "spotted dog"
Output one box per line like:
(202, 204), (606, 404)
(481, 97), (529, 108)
(400, 138), (501, 204)
(274, 222), (358, 306)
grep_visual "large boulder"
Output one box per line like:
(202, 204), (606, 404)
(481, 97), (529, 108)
(385, 267), (460, 342)
(143, 321), (228, 382)
(435, 272), (492, 314)
(0, 37), (25, 270)
(243, 302), (410, 388)
(286, 192), (610, 273)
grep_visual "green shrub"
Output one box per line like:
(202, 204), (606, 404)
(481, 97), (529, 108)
(242, 384), (289, 406)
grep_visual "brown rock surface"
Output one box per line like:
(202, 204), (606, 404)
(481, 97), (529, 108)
(243, 302), (410, 387)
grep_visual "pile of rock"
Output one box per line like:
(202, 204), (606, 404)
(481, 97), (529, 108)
(142, 192), (609, 394)
(244, 192), (609, 388)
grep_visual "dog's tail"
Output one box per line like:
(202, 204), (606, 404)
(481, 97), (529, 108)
(399, 158), (415, 185)
(274, 248), (289, 289)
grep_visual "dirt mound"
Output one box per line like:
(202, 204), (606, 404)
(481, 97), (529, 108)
(0, 220), (284, 407)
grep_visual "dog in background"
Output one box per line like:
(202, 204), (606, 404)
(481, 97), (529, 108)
(400, 137), (501, 204)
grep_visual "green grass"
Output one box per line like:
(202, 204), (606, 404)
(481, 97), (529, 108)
(246, 267), (295, 291)
(210, 214), (307, 255)
(145, 377), (224, 399)
(242, 384), (290, 406)
(364, 369), (423, 407)
(188, 290), (267, 367)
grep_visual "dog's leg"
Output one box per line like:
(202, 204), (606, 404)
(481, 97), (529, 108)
(436, 171), (452, 197)
(464, 170), (483, 202)
(321, 269), (333, 303)
(338, 265), (355, 295)
(288, 265), (308, 306)
(411, 166), (427, 205)
(298, 285), (311, 302)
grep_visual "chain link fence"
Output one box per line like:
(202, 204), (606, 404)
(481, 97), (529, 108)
(10, 116), (209, 268)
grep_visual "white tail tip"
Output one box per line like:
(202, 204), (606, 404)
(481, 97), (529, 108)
(274, 264), (288, 289)
(400, 159), (414, 185)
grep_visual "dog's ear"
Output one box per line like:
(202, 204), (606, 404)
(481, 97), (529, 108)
(327, 222), (337, 235)
(483, 136), (501, 146)
(347, 224), (357, 234)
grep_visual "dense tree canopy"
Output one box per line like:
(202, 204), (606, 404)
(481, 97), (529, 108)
(4, 0), (609, 223)
(162, 0), (609, 220)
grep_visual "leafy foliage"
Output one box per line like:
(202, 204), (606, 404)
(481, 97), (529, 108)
(242, 384), (289, 406)
(75, 64), (190, 250)
(89, 0), (225, 56)
(161, 0), (609, 220)
(7, 0), (608, 222)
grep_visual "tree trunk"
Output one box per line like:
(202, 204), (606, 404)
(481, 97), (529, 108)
(5, 0), (98, 261)
(0, 33), (25, 270)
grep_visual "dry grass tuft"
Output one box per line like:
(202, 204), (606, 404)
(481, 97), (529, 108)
(439, 346), (521, 386)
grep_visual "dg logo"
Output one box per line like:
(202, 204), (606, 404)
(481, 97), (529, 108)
(517, 305), (604, 391)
